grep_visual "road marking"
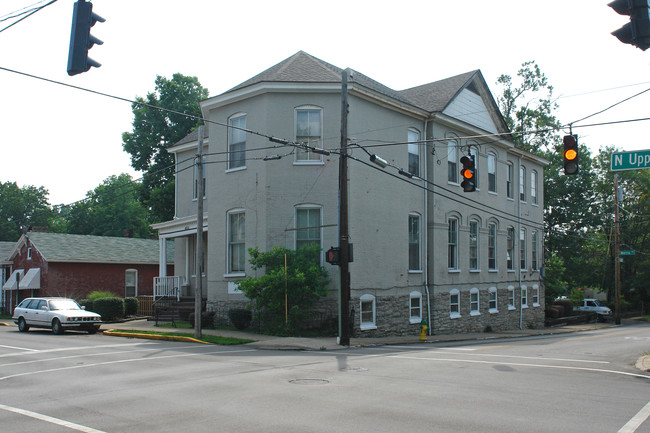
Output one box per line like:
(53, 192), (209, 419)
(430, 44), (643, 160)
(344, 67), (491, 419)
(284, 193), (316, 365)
(390, 355), (650, 379)
(0, 341), (162, 359)
(618, 401), (650, 433)
(0, 344), (38, 352)
(0, 403), (106, 433)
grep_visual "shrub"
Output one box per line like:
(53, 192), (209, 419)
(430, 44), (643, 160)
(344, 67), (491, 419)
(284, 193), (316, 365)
(124, 297), (138, 316)
(553, 299), (573, 316)
(87, 291), (118, 300)
(228, 308), (252, 330)
(189, 311), (216, 329)
(79, 299), (94, 312)
(546, 305), (563, 319)
(93, 298), (125, 321)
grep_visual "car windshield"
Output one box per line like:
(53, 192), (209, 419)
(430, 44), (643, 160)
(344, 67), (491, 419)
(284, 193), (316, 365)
(49, 299), (81, 311)
(592, 300), (602, 307)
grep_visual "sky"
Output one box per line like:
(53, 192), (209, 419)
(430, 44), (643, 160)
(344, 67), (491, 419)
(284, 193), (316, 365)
(1, 0), (649, 205)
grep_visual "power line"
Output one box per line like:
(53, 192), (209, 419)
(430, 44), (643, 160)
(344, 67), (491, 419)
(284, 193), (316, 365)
(0, 0), (57, 33)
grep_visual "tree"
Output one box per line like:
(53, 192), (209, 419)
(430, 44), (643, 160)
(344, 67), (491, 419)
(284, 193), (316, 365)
(0, 181), (54, 241)
(65, 174), (151, 238)
(236, 245), (330, 335)
(122, 73), (209, 223)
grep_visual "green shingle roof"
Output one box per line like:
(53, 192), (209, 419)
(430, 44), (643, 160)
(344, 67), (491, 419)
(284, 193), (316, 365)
(24, 232), (173, 265)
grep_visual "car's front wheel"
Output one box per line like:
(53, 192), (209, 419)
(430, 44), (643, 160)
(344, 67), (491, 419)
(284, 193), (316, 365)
(51, 318), (64, 335)
(17, 317), (29, 332)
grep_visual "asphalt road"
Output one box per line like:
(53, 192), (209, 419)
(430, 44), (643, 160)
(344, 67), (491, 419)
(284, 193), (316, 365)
(0, 324), (648, 433)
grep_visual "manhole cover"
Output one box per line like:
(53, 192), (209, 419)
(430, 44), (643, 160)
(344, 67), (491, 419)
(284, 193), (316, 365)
(289, 378), (330, 385)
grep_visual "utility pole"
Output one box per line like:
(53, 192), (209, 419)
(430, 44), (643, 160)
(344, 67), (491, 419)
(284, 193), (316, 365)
(194, 125), (204, 338)
(338, 69), (351, 346)
(614, 174), (622, 325)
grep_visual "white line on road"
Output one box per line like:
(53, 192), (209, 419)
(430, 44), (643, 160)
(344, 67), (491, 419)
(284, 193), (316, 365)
(0, 403), (106, 433)
(0, 344), (38, 352)
(618, 401), (650, 433)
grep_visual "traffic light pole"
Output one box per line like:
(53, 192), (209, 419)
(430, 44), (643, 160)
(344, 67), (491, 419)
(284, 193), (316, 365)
(194, 125), (204, 339)
(338, 69), (351, 346)
(614, 174), (622, 325)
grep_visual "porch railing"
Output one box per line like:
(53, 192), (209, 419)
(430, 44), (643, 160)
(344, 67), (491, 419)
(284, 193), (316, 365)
(153, 276), (181, 302)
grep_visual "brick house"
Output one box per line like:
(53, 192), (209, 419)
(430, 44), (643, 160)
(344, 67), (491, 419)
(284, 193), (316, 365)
(2, 232), (174, 311)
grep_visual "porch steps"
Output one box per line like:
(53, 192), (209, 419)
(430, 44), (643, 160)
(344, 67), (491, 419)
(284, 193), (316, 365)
(152, 297), (205, 325)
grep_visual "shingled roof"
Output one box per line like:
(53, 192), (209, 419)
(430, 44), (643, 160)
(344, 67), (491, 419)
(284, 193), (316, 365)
(17, 232), (173, 265)
(0, 241), (14, 264)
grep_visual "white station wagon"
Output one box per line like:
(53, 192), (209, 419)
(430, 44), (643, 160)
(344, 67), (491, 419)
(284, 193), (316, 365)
(13, 297), (102, 334)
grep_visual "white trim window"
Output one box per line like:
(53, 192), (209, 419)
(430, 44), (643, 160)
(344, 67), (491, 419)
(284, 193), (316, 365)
(408, 213), (421, 271)
(450, 289), (460, 318)
(360, 294), (377, 330)
(488, 222), (497, 271)
(27, 248), (32, 260)
(448, 217), (459, 270)
(488, 287), (498, 313)
(447, 140), (458, 183)
(228, 211), (246, 274)
(506, 226), (515, 271)
(193, 156), (206, 200)
(507, 286), (516, 310)
(470, 288), (480, 316)
(125, 269), (137, 297)
(408, 128), (420, 177)
(531, 231), (538, 271)
(296, 206), (322, 251)
(487, 152), (497, 193)
(532, 284), (540, 307)
(506, 161), (514, 199)
(520, 228), (527, 271)
(469, 220), (479, 271)
(521, 285), (528, 308)
(531, 170), (538, 205)
(228, 114), (246, 170)
(295, 107), (323, 162)
(520, 165), (526, 202)
(409, 291), (422, 324)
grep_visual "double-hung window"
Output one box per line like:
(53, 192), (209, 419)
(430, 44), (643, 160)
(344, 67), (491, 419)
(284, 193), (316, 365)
(520, 228), (527, 270)
(295, 107), (323, 162)
(488, 222), (497, 270)
(447, 140), (458, 183)
(228, 211), (246, 274)
(409, 291), (422, 323)
(296, 206), (322, 251)
(448, 218), (459, 270)
(470, 288), (480, 316)
(489, 287), (498, 313)
(520, 165), (526, 202)
(531, 231), (538, 271)
(531, 170), (538, 204)
(507, 286), (515, 310)
(228, 114), (246, 170)
(408, 129), (420, 177)
(450, 289), (460, 318)
(408, 214), (420, 271)
(487, 152), (496, 193)
(469, 220), (479, 271)
(506, 162), (514, 199)
(360, 294), (376, 330)
(506, 226), (515, 270)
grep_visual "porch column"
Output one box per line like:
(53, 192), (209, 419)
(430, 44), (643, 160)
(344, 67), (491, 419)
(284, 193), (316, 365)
(159, 238), (167, 278)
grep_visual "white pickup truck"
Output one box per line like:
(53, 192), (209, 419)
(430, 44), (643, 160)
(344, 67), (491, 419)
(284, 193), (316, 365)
(574, 299), (613, 321)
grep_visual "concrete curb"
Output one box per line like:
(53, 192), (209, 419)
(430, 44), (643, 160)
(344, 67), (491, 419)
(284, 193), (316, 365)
(102, 330), (210, 344)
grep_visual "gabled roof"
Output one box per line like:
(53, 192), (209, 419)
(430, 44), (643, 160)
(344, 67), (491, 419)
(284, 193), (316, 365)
(0, 241), (14, 264)
(12, 232), (173, 265)
(398, 70), (480, 113)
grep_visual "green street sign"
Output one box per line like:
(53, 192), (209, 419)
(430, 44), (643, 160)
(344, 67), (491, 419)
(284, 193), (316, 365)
(611, 150), (650, 171)
(620, 250), (635, 256)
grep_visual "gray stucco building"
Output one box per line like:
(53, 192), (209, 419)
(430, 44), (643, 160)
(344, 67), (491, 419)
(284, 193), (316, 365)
(153, 51), (548, 336)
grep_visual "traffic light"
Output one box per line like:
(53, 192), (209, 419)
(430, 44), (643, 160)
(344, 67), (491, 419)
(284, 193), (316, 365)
(563, 134), (579, 175)
(609, 0), (650, 51)
(325, 247), (340, 266)
(67, 0), (105, 76)
(460, 154), (476, 192)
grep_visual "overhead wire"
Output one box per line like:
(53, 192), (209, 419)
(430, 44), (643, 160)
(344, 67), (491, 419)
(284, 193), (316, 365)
(0, 0), (57, 33)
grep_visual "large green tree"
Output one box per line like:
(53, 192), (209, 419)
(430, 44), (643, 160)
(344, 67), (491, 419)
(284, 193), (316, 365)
(0, 181), (54, 241)
(122, 73), (209, 223)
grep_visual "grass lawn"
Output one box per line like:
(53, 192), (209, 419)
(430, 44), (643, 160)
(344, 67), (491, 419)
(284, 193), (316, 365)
(110, 329), (254, 345)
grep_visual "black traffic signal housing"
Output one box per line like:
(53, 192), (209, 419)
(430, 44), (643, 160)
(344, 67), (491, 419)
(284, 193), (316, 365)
(609, 0), (650, 50)
(563, 134), (579, 175)
(460, 154), (476, 192)
(325, 247), (340, 266)
(67, 0), (105, 76)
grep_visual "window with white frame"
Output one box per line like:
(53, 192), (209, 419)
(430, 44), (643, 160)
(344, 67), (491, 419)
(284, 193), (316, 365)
(520, 165), (526, 202)
(228, 114), (246, 170)
(489, 287), (498, 313)
(531, 170), (538, 205)
(469, 220), (479, 271)
(448, 217), (459, 270)
(470, 288), (480, 315)
(506, 161), (514, 199)
(447, 140), (458, 183)
(295, 107), (323, 162)
(450, 289), (460, 318)
(507, 286), (515, 310)
(469, 146), (479, 189)
(521, 285), (528, 308)
(27, 248), (32, 260)
(488, 152), (497, 193)
(532, 284), (540, 306)
(506, 226), (515, 270)
(408, 129), (420, 177)
(360, 294), (376, 330)
(520, 228), (527, 270)
(125, 269), (137, 297)
(296, 206), (322, 251)
(409, 291), (422, 323)
(228, 211), (246, 274)
(193, 156), (206, 200)
(531, 231), (538, 271)
(408, 213), (421, 271)
(488, 222), (497, 270)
